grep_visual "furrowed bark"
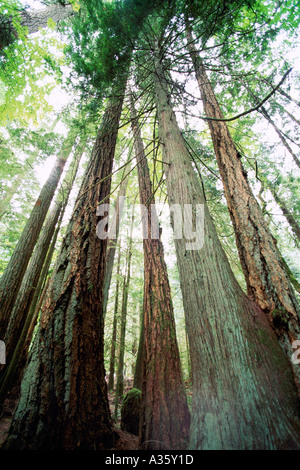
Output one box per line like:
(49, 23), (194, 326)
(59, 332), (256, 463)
(0, 129), (76, 335)
(3, 80), (126, 450)
(154, 53), (300, 450)
(0, 138), (86, 406)
(130, 92), (190, 450)
(185, 23), (300, 391)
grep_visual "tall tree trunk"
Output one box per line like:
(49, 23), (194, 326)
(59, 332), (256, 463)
(130, 92), (190, 450)
(0, 137), (86, 406)
(185, 24), (300, 391)
(102, 159), (131, 320)
(108, 244), (122, 392)
(114, 216), (134, 421)
(154, 54), (300, 450)
(0, 129), (76, 335)
(3, 80), (126, 450)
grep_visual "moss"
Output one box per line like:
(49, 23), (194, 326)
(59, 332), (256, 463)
(121, 388), (141, 436)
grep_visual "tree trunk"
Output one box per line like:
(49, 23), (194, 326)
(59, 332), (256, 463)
(259, 106), (300, 169)
(154, 54), (300, 450)
(0, 129), (76, 336)
(3, 81), (126, 450)
(0, 138), (86, 406)
(108, 244), (122, 392)
(269, 184), (300, 243)
(133, 300), (144, 391)
(185, 24), (300, 391)
(0, 4), (74, 49)
(102, 159), (131, 320)
(0, 173), (23, 221)
(114, 217), (134, 421)
(130, 92), (191, 450)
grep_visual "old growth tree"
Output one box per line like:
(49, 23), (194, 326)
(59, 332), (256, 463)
(0, 0), (300, 450)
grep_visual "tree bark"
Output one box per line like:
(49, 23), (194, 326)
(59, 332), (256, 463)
(154, 54), (300, 450)
(0, 137), (86, 406)
(0, 129), (76, 336)
(3, 81), (126, 450)
(185, 24), (300, 391)
(130, 92), (191, 450)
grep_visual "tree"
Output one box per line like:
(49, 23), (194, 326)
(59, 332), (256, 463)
(0, 128), (76, 335)
(114, 214), (134, 421)
(130, 91), (190, 450)
(184, 21), (300, 391)
(0, 135), (87, 406)
(0, 1), (74, 49)
(3, 80), (126, 449)
(153, 51), (300, 450)
(107, 243), (122, 392)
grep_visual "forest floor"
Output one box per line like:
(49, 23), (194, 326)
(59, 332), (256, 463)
(0, 378), (193, 450)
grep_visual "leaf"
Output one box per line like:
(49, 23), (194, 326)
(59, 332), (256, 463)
(47, 18), (57, 31)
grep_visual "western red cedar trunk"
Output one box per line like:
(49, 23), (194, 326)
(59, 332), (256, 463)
(130, 92), (190, 450)
(0, 129), (76, 335)
(185, 25), (300, 392)
(3, 82), (126, 450)
(154, 55), (300, 450)
(0, 139), (86, 405)
(108, 245), (122, 392)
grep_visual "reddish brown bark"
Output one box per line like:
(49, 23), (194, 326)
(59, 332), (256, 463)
(3, 84), (126, 450)
(185, 24), (300, 391)
(0, 139), (86, 406)
(154, 53), (300, 449)
(130, 92), (190, 450)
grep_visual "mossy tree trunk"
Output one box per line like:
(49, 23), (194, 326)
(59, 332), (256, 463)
(3, 81), (126, 450)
